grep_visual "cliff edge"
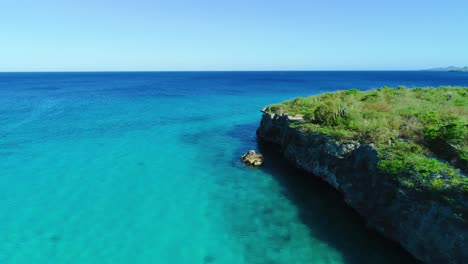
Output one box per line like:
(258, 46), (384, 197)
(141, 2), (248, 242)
(257, 87), (467, 263)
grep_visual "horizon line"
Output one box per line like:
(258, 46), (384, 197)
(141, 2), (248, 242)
(0, 69), (431, 73)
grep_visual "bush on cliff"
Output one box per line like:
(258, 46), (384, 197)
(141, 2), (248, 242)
(265, 86), (467, 197)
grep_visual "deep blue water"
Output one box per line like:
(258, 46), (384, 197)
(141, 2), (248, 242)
(1, 71), (467, 263)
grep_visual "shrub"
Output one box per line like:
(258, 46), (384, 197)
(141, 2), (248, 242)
(265, 86), (468, 194)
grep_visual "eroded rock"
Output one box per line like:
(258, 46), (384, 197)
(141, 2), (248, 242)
(241, 150), (264, 166)
(256, 112), (467, 264)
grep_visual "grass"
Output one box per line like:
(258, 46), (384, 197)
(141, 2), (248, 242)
(265, 86), (468, 199)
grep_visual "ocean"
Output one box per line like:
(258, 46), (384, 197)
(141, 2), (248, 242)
(1, 71), (467, 263)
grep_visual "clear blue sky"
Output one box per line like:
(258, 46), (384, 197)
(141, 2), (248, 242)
(1, 0), (467, 71)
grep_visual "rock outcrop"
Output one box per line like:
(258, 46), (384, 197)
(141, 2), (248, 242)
(241, 150), (264, 166)
(257, 112), (467, 264)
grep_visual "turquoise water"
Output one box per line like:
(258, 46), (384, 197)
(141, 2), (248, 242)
(1, 72), (468, 263)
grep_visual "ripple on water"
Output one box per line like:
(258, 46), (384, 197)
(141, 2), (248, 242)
(0, 72), (456, 263)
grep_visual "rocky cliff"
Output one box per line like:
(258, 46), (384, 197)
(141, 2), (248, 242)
(257, 112), (467, 264)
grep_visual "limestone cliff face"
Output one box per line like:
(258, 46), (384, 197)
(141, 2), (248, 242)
(257, 113), (467, 264)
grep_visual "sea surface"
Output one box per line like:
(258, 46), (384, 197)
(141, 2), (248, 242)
(1, 71), (468, 264)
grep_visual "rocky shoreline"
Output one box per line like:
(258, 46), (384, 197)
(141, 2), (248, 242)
(257, 112), (467, 264)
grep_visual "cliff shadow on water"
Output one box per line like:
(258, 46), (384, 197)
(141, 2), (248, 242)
(226, 122), (419, 264)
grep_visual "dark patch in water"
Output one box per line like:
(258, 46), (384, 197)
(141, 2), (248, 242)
(50, 234), (61, 243)
(179, 127), (221, 145)
(261, 207), (273, 215)
(203, 255), (215, 263)
(137, 161), (145, 166)
(0, 151), (14, 157)
(180, 131), (204, 144)
(248, 77), (307, 83)
(30, 86), (61, 91)
(0, 140), (33, 148)
(279, 232), (291, 243)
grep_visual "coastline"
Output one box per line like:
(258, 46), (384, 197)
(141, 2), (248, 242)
(256, 87), (467, 263)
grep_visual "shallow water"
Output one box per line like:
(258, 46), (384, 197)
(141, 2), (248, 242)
(1, 71), (467, 263)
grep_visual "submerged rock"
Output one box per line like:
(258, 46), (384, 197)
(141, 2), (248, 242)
(241, 150), (264, 166)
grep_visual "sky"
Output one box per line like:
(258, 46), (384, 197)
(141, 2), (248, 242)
(1, 0), (467, 71)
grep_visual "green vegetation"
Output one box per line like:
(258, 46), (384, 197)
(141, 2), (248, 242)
(265, 86), (468, 197)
